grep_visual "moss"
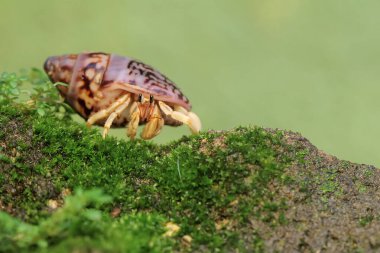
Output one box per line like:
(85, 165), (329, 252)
(318, 168), (341, 195)
(0, 102), (293, 251)
(2, 71), (380, 252)
(0, 189), (174, 253)
(358, 215), (374, 227)
(356, 182), (367, 193)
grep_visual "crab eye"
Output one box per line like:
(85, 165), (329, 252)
(149, 95), (154, 104)
(138, 94), (143, 103)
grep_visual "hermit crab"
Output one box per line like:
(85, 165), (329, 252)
(43, 52), (201, 140)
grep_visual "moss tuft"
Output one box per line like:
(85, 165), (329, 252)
(0, 188), (173, 253)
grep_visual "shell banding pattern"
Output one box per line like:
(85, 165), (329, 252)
(126, 60), (189, 105)
(46, 52), (191, 120)
(44, 52), (201, 139)
(44, 52), (202, 139)
(44, 53), (191, 118)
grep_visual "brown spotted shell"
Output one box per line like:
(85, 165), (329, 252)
(43, 52), (191, 121)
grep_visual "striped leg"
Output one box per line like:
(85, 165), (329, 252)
(102, 97), (131, 139)
(126, 102), (140, 140)
(158, 101), (201, 134)
(86, 94), (130, 127)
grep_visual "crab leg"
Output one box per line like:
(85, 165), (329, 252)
(158, 101), (201, 134)
(141, 104), (164, 140)
(126, 102), (140, 140)
(86, 94), (130, 127)
(102, 97), (131, 139)
(173, 105), (202, 133)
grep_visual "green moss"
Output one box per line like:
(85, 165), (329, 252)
(295, 149), (309, 165)
(0, 189), (173, 253)
(316, 168), (343, 203)
(358, 215), (374, 227)
(1, 69), (380, 252)
(356, 182), (367, 193)
(363, 167), (375, 178)
(0, 101), (294, 251)
(4, 70), (354, 251)
(0, 72), (25, 104)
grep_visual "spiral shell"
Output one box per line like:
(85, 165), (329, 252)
(44, 52), (191, 120)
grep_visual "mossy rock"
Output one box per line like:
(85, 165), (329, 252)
(1, 103), (380, 253)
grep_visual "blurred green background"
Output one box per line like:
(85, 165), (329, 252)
(1, 0), (379, 166)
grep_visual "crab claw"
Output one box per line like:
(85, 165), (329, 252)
(140, 104), (164, 140)
(141, 116), (164, 139)
(158, 101), (201, 134)
(187, 111), (202, 134)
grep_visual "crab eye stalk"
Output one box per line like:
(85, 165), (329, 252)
(138, 94), (143, 103)
(149, 95), (154, 104)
